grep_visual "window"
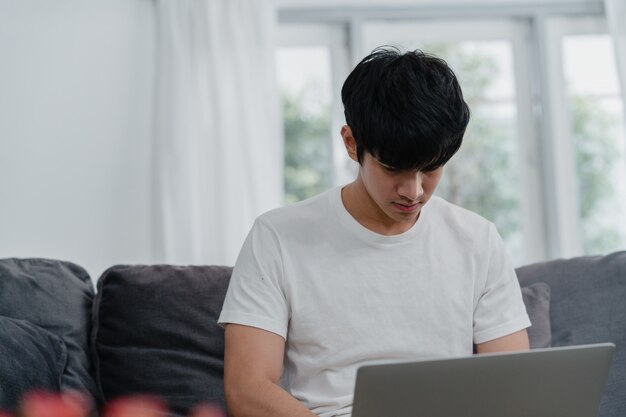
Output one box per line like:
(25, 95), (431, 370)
(546, 17), (626, 256)
(277, 46), (333, 204)
(276, 4), (625, 263)
(276, 24), (350, 204)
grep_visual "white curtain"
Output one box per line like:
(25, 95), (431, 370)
(605, 0), (626, 124)
(153, 0), (283, 266)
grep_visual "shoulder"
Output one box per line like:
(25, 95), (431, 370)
(428, 195), (490, 225)
(255, 188), (334, 234)
(426, 195), (495, 243)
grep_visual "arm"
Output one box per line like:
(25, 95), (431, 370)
(475, 329), (529, 354)
(223, 324), (317, 417)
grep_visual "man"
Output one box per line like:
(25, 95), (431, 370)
(218, 47), (530, 417)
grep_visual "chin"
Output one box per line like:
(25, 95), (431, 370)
(390, 212), (420, 223)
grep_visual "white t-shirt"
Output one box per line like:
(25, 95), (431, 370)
(218, 186), (530, 417)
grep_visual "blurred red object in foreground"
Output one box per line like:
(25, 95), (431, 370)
(18, 391), (224, 417)
(102, 396), (168, 417)
(0, 411), (15, 417)
(188, 404), (225, 417)
(20, 391), (90, 417)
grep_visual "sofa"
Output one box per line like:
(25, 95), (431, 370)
(0, 252), (624, 416)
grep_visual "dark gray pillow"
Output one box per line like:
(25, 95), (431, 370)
(0, 315), (67, 413)
(92, 265), (232, 416)
(0, 258), (98, 402)
(521, 283), (551, 349)
(516, 251), (626, 417)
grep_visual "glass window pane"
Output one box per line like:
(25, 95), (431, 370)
(276, 47), (334, 204)
(563, 34), (626, 255)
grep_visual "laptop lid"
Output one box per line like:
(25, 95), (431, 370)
(352, 343), (615, 417)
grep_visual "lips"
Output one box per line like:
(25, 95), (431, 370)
(393, 202), (420, 212)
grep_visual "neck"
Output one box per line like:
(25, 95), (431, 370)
(341, 179), (419, 236)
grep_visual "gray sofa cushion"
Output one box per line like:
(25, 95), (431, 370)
(516, 251), (626, 417)
(0, 315), (67, 413)
(521, 283), (551, 349)
(0, 258), (98, 402)
(92, 265), (232, 415)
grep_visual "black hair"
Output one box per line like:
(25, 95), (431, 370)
(341, 46), (470, 171)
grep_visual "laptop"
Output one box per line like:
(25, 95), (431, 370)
(352, 343), (615, 417)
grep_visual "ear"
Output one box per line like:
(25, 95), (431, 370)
(341, 125), (358, 162)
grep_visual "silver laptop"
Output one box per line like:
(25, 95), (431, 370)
(352, 343), (615, 417)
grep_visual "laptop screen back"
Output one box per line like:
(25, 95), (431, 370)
(352, 343), (614, 417)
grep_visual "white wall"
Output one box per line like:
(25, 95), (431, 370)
(0, 0), (156, 282)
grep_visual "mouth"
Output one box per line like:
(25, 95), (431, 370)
(392, 202), (421, 212)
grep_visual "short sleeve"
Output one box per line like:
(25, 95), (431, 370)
(217, 218), (289, 339)
(473, 223), (531, 344)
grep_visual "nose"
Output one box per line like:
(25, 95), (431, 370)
(397, 172), (424, 202)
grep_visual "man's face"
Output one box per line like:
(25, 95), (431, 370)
(358, 152), (444, 226)
(341, 125), (444, 232)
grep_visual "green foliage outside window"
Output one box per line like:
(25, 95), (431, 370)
(570, 95), (622, 254)
(282, 87), (332, 205)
